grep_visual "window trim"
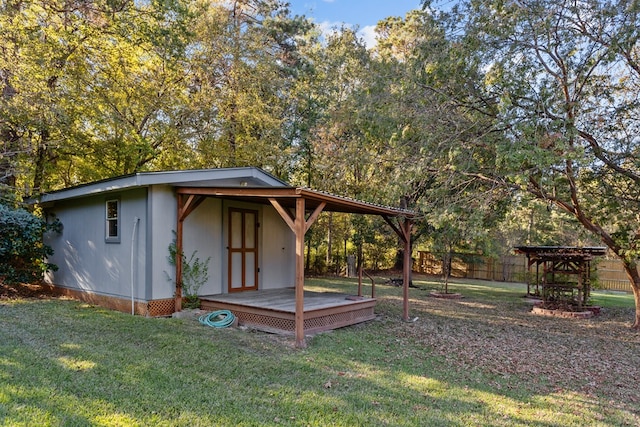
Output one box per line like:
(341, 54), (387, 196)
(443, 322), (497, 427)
(105, 198), (121, 243)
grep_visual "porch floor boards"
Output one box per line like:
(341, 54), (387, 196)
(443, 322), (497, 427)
(200, 289), (377, 335)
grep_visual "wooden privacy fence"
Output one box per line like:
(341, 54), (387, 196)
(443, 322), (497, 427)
(414, 251), (636, 293)
(596, 259), (637, 292)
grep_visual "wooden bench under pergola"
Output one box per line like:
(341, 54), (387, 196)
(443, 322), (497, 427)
(515, 246), (607, 311)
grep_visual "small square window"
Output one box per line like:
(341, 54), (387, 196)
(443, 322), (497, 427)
(106, 199), (120, 243)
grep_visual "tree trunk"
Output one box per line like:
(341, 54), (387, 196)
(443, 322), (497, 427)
(443, 250), (451, 294)
(356, 243), (363, 272)
(305, 238), (311, 272)
(0, 128), (18, 190)
(620, 258), (640, 329)
(0, 73), (19, 197)
(633, 288), (640, 330)
(545, 184), (640, 329)
(393, 195), (411, 271)
(31, 130), (51, 197)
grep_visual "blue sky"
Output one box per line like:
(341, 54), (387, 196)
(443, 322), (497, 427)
(286, 0), (425, 47)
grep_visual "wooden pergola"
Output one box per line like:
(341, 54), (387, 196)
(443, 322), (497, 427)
(515, 246), (607, 310)
(174, 186), (416, 347)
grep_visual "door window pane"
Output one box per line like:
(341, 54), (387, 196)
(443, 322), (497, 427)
(245, 213), (255, 248)
(231, 253), (243, 289)
(245, 253), (255, 287)
(231, 211), (242, 248)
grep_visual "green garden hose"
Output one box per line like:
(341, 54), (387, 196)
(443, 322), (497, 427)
(198, 310), (235, 328)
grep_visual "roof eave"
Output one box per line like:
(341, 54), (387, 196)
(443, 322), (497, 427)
(176, 186), (415, 217)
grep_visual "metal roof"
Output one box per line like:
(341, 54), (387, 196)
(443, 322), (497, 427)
(514, 246), (608, 261)
(33, 167), (288, 204)
(177, 186), (415, 217)
(33, 167), (415, 217)
(514, 246), (607, 255)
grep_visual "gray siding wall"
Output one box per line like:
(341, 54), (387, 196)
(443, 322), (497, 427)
(148, 191), (296, 298)
(218, 200), (296, 293)
(260, 205), (296, 289)
(44, 184), (296, 302)
(44, 188), (148, 301)
(147, 185), (178, 300)
(182, 197), (224, 295)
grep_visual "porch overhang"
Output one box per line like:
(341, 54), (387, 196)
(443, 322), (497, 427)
(174, 185), (416, 348)
(174, 186), (414, 216)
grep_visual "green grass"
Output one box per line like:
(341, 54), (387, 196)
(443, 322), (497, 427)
(590, 290), (636, 309)
(1, 277), (639, 426)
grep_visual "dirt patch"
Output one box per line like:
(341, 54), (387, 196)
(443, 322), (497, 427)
(531, 302), (602, 318)
(429, 291), (463, 299)
(0, 281), (59, 301)
(531, 304), (593, 318)
(376, 289), (640, 416)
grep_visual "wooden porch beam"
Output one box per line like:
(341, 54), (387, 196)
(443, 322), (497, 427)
(270, 197), (325, 347)
(177, 186), (415, 217)
(269, 198), (295, 232)
(305, 201), (326, 233)
(269, 198), (326, 234)
(382, 215), (406, 243)
(180, 194), (206, 221)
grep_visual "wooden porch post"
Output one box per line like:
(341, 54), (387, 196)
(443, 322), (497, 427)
(295, 197), (306, 348)
(174, 193), (206, 313)
(269, 197), (325, 348)
(402, 218), (412, 322)
(175, 194), (184, 312)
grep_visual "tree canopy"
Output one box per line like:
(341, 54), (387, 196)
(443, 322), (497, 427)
(2, 0), (639, 327)
(427, 0), (640, 326)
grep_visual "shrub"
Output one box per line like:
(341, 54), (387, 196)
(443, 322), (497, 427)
(165, 232), (210, 309)
(0, 204), (61, 284)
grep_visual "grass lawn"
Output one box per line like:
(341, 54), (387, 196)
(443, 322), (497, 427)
(1, 276), (639, 426)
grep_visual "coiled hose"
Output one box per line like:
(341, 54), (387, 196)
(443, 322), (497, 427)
(198, 310), (235, 328)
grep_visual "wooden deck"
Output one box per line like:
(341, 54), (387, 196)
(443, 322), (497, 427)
(200, 289), (377, 335)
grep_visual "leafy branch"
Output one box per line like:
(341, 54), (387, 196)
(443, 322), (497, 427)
(165, 232), (210, 309)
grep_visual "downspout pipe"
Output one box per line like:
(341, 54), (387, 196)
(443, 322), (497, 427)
(131, 217), (140, 315)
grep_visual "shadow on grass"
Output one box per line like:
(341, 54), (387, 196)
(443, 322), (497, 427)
(1, 278), (639, 426)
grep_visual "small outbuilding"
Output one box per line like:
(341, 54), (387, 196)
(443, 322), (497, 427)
(35, 167), (415, 347)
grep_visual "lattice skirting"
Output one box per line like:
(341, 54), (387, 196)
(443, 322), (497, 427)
(45, 285), (174, 317)
(146, 298), (176, 317)
(202, 301), (376, 335)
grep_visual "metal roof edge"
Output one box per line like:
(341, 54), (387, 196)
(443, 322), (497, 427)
(298, 187), (416, 216)
(32, 167), (289, 204)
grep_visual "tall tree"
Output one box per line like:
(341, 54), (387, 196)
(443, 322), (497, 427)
(0, 0), (194, 196)
(185, 0), (313, 179)
(432, 0), (640, 327)
(0, 0), (80, 197)
(309, 28), (375, 194)
(373, 10), (511, 267)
